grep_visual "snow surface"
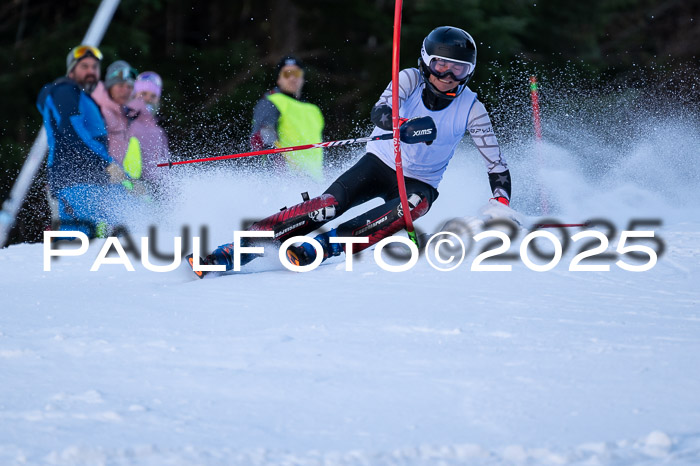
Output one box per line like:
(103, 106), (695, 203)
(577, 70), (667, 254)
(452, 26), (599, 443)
(2, 102), (700, 465)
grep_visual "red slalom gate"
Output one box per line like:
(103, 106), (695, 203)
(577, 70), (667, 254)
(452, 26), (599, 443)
(391, 0), (418, 247)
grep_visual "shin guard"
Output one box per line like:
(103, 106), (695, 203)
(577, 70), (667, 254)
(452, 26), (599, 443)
(211, 194), (339, 271)
(336, 193), (429, 254)
(249, 193), (339, 242)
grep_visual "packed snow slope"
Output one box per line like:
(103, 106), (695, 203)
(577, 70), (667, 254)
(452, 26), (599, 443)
(1, 86), (700, 465)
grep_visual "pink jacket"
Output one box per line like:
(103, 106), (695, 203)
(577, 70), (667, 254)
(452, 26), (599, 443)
(125, 97), (169, 183)
(91, 81), (129, 165)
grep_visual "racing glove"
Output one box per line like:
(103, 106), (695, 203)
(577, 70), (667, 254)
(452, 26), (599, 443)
(399, 116), (437, 145)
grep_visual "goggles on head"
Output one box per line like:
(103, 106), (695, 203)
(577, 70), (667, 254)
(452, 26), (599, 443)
(280, 67), (304, 79)
(136, 71), (163, 88)
(108, 65), (138, 83)
(71, 45), (103, 62)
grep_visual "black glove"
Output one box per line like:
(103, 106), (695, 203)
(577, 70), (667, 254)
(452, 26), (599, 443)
(399, 116), (437, 145)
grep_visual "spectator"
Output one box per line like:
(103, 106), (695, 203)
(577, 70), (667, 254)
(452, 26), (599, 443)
(91, 60), (138, 166)
(132, 71), (162, 114)
(36, 45), (133, 236)
(122, 72), (169, 196)
(250, 56), (325, 182)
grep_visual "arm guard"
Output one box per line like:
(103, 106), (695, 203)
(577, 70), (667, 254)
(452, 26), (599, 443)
(488, 169), (511, 200)
(370, 105), (393, 131)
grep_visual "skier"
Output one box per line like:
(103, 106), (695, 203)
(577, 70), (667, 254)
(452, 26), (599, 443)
(189, 26), (511, 277)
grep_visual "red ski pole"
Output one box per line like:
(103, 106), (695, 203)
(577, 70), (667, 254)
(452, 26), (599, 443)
(156, 133), (394, 168)
(534, 223), (590, 229)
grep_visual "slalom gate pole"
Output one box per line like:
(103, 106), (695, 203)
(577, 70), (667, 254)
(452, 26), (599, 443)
(530, 75), (549, 214)
(391, 0), (419, 247)
(156, 133), (394, 168)
(530, 76), (542, 141)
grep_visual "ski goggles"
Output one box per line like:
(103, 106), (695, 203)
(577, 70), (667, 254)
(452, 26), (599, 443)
(136, 71), (163, 89)
(70, 45), (103, 62)
(280, 67), (304, 79)
(425, 55), (473, 81)
(107, 65), (138, 83)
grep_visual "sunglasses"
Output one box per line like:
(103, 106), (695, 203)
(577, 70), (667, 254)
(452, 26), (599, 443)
(71, 45), (103, 62)
(280, 68), (304, 79)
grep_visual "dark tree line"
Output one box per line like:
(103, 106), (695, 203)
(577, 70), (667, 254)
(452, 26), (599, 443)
(1, 0), (698, 244)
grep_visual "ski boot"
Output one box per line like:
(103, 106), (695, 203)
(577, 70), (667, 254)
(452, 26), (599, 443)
(285, 229), (344, 267)
(185, 253), (225, 279)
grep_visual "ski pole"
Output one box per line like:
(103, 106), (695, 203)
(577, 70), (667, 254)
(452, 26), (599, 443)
(156, 133), (394, 168)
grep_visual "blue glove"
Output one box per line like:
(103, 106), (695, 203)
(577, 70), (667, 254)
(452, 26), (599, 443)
(399, 116), (437, 145)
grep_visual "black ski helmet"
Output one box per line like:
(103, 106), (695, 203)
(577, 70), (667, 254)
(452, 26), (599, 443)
(419, 26), (477, 99)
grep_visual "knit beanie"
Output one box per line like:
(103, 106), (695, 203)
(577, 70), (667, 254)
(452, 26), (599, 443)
(276, 56), (305, 76)
(66, 45), (102, 75)
(133, 71), (163, 97)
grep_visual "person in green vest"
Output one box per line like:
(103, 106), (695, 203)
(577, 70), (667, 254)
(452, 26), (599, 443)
(250, 56), (325, 182)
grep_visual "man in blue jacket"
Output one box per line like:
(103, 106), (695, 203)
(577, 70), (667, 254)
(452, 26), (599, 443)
(37, 45), (131, 237)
